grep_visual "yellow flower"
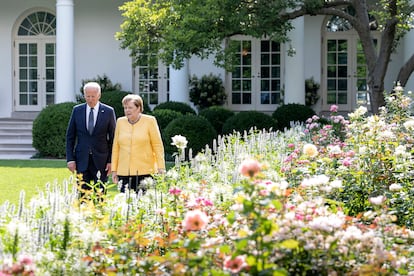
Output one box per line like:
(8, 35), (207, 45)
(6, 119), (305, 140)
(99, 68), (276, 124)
(303, 143), (318, 158)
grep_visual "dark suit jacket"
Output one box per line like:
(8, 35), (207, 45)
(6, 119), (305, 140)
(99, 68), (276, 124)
(66, 102), (116, 173)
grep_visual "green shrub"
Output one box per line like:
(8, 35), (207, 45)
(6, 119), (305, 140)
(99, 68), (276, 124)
(99, 91), (130, 118)
(153, 101), (196, 115)
(152, 109), (183, 132)
(77, 90), (152, 118)
(32, 102), (77, 158)
(199, 106), (235, 135)
(99, 91), (151, 118)
(222, 111), (277, 134)
(163, 114), (217, 155)
(79, 74), (122, 93)
(189, 74), (227, 109)
(272, 103), (316, 131)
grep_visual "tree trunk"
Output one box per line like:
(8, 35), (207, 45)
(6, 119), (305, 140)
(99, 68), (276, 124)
(369, 80), (385, 114)
(396, 53), (414, 87)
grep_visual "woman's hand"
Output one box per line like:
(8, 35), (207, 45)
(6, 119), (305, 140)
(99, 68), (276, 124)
(112, 172), (118, 183)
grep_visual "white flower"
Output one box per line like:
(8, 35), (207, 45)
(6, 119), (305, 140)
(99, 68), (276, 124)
(378, 130), (395, 140)
(166, 169), (179, 179)
(394, 83), (404, 93)
(330, 179), (343, 189)
(403, 119), (414, 130)
(358, 146), (367, 154)
(327, 145), (342, 156)
(395, 145), (407, 156)
(389, 183), (402, 192)
(171, 135), (188, 150)
(348, 106), (368, 119)
(369, 195), (385, 205)
(6, 219), (28, 236)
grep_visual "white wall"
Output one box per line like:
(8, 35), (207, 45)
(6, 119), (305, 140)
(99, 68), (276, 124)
(0, 0), (56, 117)
(1, 1), (413, 117)
(74, 0), (132, 94)
(0, 0), (132, 117)
(189, 55), (225, 80)
(401, 28), (414, 92)
(303, 16), (324, 113)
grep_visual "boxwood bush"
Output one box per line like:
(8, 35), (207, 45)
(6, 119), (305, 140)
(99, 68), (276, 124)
(272, 103), (316, 131)
(152, 109), (183, 133)
(153, 101), (196, 115)
(198, 106), (235, 135)
(32, 102), (77, 158)
(77, 91), (151, 118)
(163, 114), (217, 156)
(222, 111), (277, 135)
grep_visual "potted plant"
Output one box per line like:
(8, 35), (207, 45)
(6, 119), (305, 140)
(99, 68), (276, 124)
(305, 77), (320, 106)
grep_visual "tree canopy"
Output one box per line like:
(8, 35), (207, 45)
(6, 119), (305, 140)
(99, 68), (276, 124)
(116, 0), (414, 113)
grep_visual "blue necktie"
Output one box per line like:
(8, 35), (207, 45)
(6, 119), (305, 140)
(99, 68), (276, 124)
(88, 108), (94, 135)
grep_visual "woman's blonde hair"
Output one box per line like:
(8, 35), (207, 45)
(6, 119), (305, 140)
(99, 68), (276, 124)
(122, 94), (144, 112)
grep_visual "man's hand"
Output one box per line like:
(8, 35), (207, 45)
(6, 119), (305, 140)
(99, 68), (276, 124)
(105, 163), (111, 173)
(67, 161), (76, 173)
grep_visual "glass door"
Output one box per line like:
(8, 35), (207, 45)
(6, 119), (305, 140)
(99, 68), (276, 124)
(15, 39), (55, 111)
(133, 54), (169, 109)
(227, 36), (282, 112)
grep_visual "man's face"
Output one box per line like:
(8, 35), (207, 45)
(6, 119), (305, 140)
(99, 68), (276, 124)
(84, 87), (100, 108)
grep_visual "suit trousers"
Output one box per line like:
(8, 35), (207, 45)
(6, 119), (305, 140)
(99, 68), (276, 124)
(118, 174), (152, 193)
(78, 154), (108, 199)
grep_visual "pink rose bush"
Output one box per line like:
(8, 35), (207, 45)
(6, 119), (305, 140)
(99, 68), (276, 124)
(1, 84), (414, 274)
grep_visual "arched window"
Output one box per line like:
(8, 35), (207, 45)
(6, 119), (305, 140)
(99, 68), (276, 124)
(18, 11), (56, 36)
(326, 16), (353, 32)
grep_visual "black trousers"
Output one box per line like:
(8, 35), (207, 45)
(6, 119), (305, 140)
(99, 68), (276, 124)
(78, 154), (108, 199)
(118, 174), (152, 193)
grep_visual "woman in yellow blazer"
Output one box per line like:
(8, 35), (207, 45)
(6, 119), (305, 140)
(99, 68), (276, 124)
(112, 94), (165, 193)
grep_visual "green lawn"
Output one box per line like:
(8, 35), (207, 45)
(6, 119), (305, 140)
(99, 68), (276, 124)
(0, 159), (72, 205)
(0, 159), (174, 206)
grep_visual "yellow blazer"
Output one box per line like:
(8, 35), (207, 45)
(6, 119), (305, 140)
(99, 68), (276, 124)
(112, 114), (165, 176)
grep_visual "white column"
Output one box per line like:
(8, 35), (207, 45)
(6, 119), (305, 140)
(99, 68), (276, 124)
(284, 17), (305, 104)
(55, 0), (75, 103)
(169, 60), (189, 103)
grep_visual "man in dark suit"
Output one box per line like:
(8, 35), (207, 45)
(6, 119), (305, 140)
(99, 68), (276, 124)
(66, 81), (116, 199)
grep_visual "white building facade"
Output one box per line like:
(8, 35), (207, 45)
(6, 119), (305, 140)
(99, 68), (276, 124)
(0, 0), (413, 118)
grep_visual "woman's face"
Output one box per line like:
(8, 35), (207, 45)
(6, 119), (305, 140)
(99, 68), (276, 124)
(123, 100), (141, 121)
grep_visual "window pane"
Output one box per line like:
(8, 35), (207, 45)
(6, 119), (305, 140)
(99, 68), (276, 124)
(261, 80), (269, 91)
(338, 53), (347, 64)
(261, 53), (270, 65)
(261, 92), (270, 104)
(338, 79), (347, 90)
(327, 53), (336, 64)
(261, 67), (269, 78)
(242, 93), (251, 104)
(20, 69), (28, 80)
(327, 66), (336, 78)
(338, 93), (347, 104)
(271, 67), (280, 78)
(338, 66), (347, 77)
(232, 93), (241, 104)
(327, 92), (336, 104)
(232, 80), (241, 91)
(242, 80), (251, 91)
(327, 79), (336, 90)
(232, 67), (241, 78)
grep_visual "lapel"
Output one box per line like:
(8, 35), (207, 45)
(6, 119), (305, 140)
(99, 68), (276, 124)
(80, 104), (88, 132)
(95, 104), (106, 129)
